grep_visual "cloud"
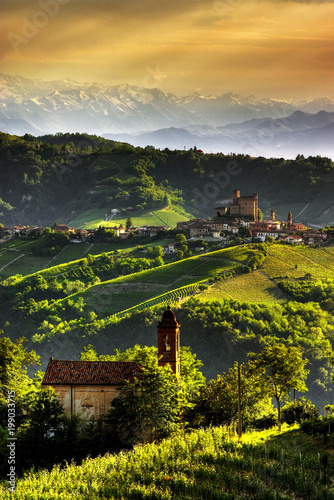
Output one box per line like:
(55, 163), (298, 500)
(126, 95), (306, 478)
(1, 0), (333, 100)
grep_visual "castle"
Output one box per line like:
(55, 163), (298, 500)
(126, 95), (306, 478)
(215, 190), (258, 221)
(229, 189), (258, 221)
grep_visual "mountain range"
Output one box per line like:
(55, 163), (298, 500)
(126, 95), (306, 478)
(1, 74), (333, 158)
(104, 111), (334, 159)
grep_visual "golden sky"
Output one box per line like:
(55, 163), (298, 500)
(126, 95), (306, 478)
(1, 0), (333, 99)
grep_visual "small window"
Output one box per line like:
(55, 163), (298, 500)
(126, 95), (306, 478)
(81, 398), (94, 408)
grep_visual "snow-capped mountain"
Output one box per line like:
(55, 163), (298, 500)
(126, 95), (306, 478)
(1, 74), (333, 157)
(1, 73), (334, 135)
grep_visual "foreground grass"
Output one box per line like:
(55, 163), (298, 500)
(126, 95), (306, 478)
(1, 425), (333, 499)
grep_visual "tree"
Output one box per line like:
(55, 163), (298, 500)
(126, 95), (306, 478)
(0, 335), (40, 402)
(163, 194), (171, 207)
(176, 249), (184, 260)
(126, 217), (133, 231)
(154, 256), (164, 267)
(80, 344), (205, 389)
(107, 365), (180, 443)
(257, 208), (263, 221)
(175, 233), (186, 244)
(186, 362), (263, 429)
(248, 344), (309, 430)
(146, 246), (164, 259)
(23, 388), (65, 444)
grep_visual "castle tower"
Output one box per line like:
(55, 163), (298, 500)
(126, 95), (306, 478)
(287, 211), (292, 228)
(233, 189), (240, 205)
(270, 209), (276, 221)
(157, 306), (181, 377)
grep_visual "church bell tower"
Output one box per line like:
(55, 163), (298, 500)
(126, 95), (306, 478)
(157, 306), (181, 377)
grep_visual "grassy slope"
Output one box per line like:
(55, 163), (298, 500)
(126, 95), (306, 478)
(196, 244), (334, 303)
(3, 242), (334, 318)
(68, 207), (192, 229)
(0, 237), (170, 280)
(60, 247), (247, 317)
(2, 424), (333, 499)
(202, 270), (289, 303)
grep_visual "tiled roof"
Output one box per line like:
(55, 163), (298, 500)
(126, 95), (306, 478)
(42, 360), (143, 385)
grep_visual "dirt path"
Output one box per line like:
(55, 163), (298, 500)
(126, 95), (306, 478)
(81, 243), (94, 255)
(258, 270), (293, 301)
(43, 245), (69, 269)
(295, 203), (310, 218)
(0, 253), (25, 272)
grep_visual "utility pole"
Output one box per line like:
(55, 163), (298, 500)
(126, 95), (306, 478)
(238, 364), (242, 442)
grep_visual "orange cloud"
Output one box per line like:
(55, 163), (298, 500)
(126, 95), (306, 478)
(0, 0), (333, 99)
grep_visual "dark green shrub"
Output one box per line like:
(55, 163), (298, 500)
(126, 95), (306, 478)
(282, 397), (319, 425)
(251, 411), (277, 430)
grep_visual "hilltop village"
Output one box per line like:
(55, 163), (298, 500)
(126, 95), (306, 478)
(0, 189), (328, 247)
(177, 189), (327, 246)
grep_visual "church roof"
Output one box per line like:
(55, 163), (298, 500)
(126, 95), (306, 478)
(42, 359), (143, 386)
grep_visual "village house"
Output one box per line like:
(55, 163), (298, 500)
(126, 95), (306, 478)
(162, 243), (176, 254)
(138, 225), (168, 237)
(281, 235), (303, 244)
(42, 307), (181, 420)
(10, 225), (26, 235)
(108, 225), (126, 237)
(252, 230), (284, 241)
(189, 221), (213, 238)
(54, 224), (76, 234)
(302, 231), (327, 245)
(176, 219), (206, 232)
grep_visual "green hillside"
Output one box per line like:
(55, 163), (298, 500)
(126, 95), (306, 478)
(1, 242), (334, 404)
(2, 425), (333, 499)
(69, 207), (191, 229)
(1, 132), (334, 228)
(196, 244), (334, 303)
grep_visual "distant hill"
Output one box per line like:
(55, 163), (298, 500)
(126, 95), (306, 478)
(104, 110), (334, 159)
(1, 73), (333, 158)
(0, 131), (334, 227)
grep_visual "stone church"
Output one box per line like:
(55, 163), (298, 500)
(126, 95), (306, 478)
(42, 306), (181, 419)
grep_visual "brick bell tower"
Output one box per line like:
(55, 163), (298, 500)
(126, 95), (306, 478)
(157, 306), (181, 377)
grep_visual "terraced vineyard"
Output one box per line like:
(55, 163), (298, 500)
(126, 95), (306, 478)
(263, 245), (334, 280)
(63, 250), (246, 317)
(195, 244), (334, 304)
(201, 270), (289, 303)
